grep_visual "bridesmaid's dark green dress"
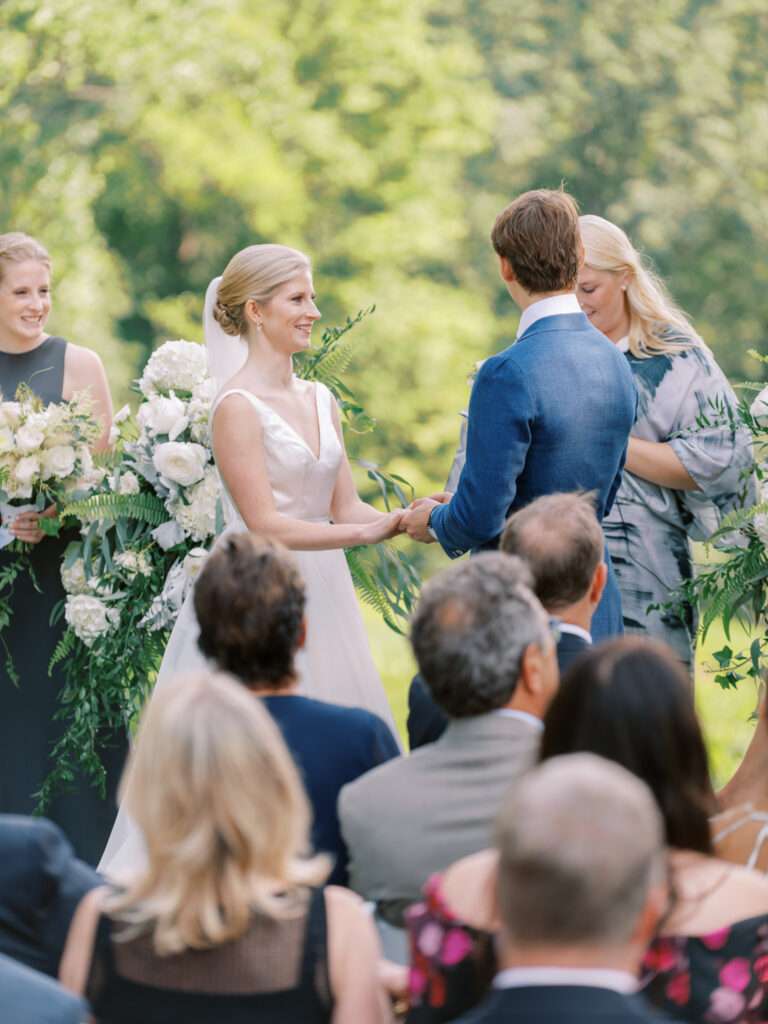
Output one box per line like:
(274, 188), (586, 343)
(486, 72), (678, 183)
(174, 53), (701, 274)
(0, 337), (126, 865)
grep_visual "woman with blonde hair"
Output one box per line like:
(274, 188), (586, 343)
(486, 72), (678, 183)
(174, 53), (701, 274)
(577, 215), (753, 665)
(60, 672), (393, 1023)
(100, 243), (402, 874)
(0, 232), (119, 864)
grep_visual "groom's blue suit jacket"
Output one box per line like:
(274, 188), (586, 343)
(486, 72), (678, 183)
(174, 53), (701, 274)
(430, 312), (637, 639)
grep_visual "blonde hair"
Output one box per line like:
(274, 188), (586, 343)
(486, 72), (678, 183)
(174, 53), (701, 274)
(107, 672), (327, 955)
(213, 244), (310, 336)
(580, 215), (696, 358)
(0, 232), (51, 284)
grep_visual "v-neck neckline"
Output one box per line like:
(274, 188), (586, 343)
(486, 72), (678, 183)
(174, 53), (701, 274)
(250, 382), (323, 461)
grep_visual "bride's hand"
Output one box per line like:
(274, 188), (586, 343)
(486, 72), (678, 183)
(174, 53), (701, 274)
(357, 510), (405, 545)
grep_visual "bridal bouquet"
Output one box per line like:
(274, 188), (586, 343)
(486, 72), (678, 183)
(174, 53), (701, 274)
(0, 385), (100, 681)
(39, 340), (222, 807)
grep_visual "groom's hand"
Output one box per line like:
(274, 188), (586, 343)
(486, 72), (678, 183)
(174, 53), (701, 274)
(409, 491), (452, 509)
(403, 498), (439, 543)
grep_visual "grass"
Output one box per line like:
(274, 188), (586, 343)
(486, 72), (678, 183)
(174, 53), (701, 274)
(362, 606), (762, 789)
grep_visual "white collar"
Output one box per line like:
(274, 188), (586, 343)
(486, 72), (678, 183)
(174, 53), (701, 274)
(557, 623), (593, 645)
(615, 335), (630, 352)
(494, 966), (637, 994)
(494, 709), (544, 732)
(516, 294), (582, 339)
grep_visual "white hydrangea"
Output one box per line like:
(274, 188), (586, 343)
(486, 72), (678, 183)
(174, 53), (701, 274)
(61, 558), (90, 595)
(137, 393), (189, 440)
(153, 441), (208, 487)
(64, 594), (120, 647)
(139, 340), (209, 397)
(114, 549), (153, 579)
(171, 465), (220, 541)
(41, 444), (77, 480)
(751, 387), (768, 428)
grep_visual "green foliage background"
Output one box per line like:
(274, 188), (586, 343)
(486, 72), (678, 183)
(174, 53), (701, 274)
(3, 0), (766, 503)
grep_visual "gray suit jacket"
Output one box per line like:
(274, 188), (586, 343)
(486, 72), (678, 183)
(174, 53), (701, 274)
(339, 712), (540, 909)
(0, 953), (87, 1024)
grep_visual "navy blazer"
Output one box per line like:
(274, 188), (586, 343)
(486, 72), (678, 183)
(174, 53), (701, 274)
(407, 629), (591, 750)
(455, 984), (671, 1024)
(430, 312), (636, 639)
(262, 696), (399, 886)
(0, 815), (99, 977)
(0, 953), (88, 1024)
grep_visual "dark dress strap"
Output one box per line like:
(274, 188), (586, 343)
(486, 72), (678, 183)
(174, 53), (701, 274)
(298, 887), (330, 994)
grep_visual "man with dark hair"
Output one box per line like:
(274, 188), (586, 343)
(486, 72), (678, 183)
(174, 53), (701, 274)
(408, 491), (606, 749)
(403, 188), (636, 642)
(194, 533), (399, 886)
(456, 754), (668, 1024)
(339, 553), (558, 924)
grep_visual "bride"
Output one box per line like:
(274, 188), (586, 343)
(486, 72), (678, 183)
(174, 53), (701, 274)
(100, 244), (403, 873)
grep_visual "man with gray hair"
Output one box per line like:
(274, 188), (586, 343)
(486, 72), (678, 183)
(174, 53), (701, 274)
(408, 491), (606, 748)
(456, 753), (668, 1024)
(339, 553), (558, 926)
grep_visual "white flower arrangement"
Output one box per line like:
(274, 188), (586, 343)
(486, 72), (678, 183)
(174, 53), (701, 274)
(138, 339), (209, 398)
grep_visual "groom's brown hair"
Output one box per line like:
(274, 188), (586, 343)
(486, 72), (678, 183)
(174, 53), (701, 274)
(491, 188), (581, 294)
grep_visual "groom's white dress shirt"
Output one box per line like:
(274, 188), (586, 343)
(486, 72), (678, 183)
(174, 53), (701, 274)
(516, 293), (582, 339)
(557, 622), (593, 645)
(493, 966), (638, 993)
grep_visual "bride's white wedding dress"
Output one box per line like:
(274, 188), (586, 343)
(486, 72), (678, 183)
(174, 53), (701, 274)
(99, 380), (397, 875)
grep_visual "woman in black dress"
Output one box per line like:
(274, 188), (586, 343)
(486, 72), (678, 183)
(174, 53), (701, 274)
(0, 232), (121, 864)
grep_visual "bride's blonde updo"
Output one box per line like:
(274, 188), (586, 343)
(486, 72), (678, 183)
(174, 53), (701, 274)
(213, 244), (311, 337)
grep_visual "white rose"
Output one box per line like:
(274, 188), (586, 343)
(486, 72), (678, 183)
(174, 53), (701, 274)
(182, 547), (209, 581)
(0, 402), (21, 429)
(137, 394), (189, 440)
(41, 444), (77, 480)
(0, 426), (14, 454)
(153, 441), (208, 487)
(64, 594), (120, 647)
(61, 558), (90, 595)
(15, 421), (46, 454)
(139, 340), (209, 397)
(14, 455), (41, 490)
(171, 465), (220, 540)
(115, 470), (141, 495)
(114, 549), (153, 578)
(751, 387), (768, 428)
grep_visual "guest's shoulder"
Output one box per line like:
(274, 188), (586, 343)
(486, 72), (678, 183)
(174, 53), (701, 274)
(0, 814), (69, 858)
(269, 694), (387, 731)
(339, 750), (410, 811)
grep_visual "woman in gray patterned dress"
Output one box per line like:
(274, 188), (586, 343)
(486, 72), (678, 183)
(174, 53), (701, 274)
(577, 215), (754, 667)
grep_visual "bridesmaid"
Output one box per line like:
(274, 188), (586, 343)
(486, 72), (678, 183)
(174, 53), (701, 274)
(0, 232), (123, 864)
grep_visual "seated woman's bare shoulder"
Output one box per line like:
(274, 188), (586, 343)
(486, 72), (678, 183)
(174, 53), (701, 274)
(664, 852), (768, 936)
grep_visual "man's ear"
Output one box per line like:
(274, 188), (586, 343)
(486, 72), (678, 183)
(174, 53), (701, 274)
(295, 618), (307, 651)
(518, 642), (545, 699)
(590, 561), (608, 607)
(498, 255), (516, 284)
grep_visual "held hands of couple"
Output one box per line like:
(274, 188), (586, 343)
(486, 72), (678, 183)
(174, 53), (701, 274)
(401, 490), (452, 543)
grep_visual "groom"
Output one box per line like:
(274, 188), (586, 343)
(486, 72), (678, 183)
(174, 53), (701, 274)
(403, 189), (636, 638)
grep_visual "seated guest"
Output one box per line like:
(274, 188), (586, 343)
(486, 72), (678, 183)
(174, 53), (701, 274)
(408, 491), (605, 748)
(451, 754), (668, 1024)
(408, 638), (768, 1023)
(194, 533), (400, 886)
(1, 952), (87, 1024)
(58, 672), (392, 1023)
(541, 639), (768, 1022)
(340, 553), (558, 925)
(0, 815), (99, 976)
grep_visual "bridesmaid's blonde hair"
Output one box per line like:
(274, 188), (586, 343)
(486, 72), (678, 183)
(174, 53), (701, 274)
(580, 215), (696, 359)
(107, 672), (327, 955)
(0, 233), (51, 283)
(214, 244), (310, 337)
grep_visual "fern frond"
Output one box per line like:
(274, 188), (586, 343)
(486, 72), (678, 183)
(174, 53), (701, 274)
(61, 491), (167, 526)
(49, 629), (77, 671)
